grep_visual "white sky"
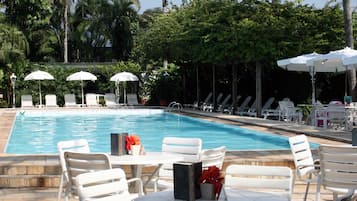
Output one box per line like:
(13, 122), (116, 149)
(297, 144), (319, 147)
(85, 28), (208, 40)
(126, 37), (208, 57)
(140, 0), (357, 13)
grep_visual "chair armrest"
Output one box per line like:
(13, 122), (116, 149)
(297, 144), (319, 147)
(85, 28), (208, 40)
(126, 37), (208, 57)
(127, 177), (144, 196)
(336, 188), (355, 201)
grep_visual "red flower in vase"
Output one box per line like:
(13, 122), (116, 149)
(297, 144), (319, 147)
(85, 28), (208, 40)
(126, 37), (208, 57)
(199, 166), (224, 197)
(125, 134), (140, 151)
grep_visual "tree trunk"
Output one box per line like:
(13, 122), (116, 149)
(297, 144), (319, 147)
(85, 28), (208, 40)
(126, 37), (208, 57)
(64, 0), (68, 63)
(343, 0), (356, 100)
(196, 65), (200, 103)
(212, 65), (216, 108)
(256, 62), (262, 117)
(232, 65), (238, 113)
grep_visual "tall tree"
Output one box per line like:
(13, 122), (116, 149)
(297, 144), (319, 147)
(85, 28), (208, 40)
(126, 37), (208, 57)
(343, 0), (356, 100)
(2, 0), (54, 61)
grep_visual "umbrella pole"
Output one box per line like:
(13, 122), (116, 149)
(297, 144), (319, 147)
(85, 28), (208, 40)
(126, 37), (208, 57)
(39, 80), (42, 108)
(310, 67), (316, 105)
(124, 86), (126, 105)
(81, 80), (84, 106)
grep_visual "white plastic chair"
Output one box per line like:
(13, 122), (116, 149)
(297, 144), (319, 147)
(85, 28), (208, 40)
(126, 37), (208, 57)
(147, 137), (202, 192)
(225, 164), (294, 201)
(57, 139), (90, 201)
(200, 146), (226, 169)
(316, 145), (357, 201)
(75, 168), (144, 201)
(45, 94), (58, 107)
(289, 135), (319, 201)
(279, 100), (302, 123)
(63, 152), (112, 201)
(21, 95), (34, 108)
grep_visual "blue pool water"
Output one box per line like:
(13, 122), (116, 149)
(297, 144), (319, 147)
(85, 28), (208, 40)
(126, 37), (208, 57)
(6, 109), (318, 154)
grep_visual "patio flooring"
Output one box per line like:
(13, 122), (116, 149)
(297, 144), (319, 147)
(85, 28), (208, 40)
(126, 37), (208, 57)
(0, 107), (353, 200)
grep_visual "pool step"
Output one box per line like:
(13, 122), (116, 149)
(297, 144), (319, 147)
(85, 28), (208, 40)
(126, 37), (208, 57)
(0, 155), (60, 188)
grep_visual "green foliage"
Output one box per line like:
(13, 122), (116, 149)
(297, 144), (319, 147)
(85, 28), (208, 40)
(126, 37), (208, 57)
(2, 0), (55, 61)
(143, 63), (182, 105)
(72, 0), (138, 61)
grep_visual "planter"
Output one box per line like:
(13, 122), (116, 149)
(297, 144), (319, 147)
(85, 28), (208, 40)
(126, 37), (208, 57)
(130, 145), (141, 155)
(200, 183), (216, 200)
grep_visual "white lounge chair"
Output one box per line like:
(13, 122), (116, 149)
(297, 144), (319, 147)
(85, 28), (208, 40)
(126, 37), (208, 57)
(247, 97), (275, 117)
(21, 95), (34, 108)
(75, 168), (144, 201)
(234, 96), (252, 114)
(104, 93), (119, 107)
(202, 93), (223, 111)
(289, 135), (319, 201)
(45, 94), (58, 107)
(64, 94), (79, 107)
(200, 146), (226, 169)
(85, 93), (100, 107)
(199, 92), (213, 110)
(57, 139), (90, 201)
(127, 93), (139, 105)
(225, 164), (294, 201)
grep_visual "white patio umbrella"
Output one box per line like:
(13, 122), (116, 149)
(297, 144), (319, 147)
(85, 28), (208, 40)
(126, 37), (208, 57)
(277, 52), (321, 104)
(24, 70), (54, 107)
(307, 47), (357, 72)
(110, 72), (139, 104)
(307, 47), (357, 98)
(343, 55), (357, 66)
(66, 71), (97, 105)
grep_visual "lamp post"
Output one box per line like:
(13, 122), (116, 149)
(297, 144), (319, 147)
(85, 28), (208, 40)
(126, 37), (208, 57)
(10, 73), (17, 108)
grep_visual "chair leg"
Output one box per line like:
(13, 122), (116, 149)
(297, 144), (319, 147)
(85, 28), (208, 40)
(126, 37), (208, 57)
(57, 173), (64, 201)
(315, 174), (321, 201)
(303, 174), (312, 201)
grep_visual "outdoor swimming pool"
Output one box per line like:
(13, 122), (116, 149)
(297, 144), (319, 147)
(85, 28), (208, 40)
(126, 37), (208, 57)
(6, 109), (318, 154)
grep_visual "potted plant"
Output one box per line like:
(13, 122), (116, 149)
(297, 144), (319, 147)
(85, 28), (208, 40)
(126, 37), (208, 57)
(125, 134), (141, 155)
(198, 166), (224, 200)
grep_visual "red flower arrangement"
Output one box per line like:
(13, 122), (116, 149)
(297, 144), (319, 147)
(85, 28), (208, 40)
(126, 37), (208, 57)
(199, 166), (224, 197)
(125, 134), (140, 151)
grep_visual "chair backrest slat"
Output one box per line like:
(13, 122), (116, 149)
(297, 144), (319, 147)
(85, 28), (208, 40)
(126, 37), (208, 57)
(289, 135), (315, 177)
(200, 146), (226, 169)
(64, 152), (111, 197)
(75, 168), (131, 201)
(225, 164), (293, 200)
(319, 145), (357, 189)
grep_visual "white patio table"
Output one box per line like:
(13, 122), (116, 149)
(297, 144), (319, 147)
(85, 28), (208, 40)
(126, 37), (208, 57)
(110, 152), (184, 190)
(133, 188), (289, 201)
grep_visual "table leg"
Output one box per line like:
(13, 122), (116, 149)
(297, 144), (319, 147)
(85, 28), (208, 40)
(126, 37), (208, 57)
(130, 165), (143, 192)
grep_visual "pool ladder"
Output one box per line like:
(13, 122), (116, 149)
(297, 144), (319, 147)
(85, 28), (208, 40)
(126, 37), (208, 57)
(167, 101), (183, 111)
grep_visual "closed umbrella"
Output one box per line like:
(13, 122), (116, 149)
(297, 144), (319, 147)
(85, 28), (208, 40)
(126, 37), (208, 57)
(66, 71), (97, 106)
(110, 72), (138, 104)
(24, 70), (54, 107)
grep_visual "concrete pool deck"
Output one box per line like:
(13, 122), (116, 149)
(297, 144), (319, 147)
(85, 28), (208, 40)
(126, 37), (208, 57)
(0, 107), (351, 200)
